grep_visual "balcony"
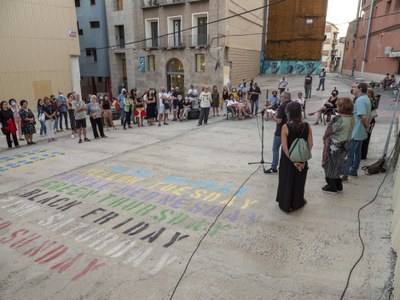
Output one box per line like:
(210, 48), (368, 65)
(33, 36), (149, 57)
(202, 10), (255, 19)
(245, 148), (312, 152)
(142, 0), (185, 8)
(188, 34), (210, 48)
(142, 0), (159, 8)
(115, 37), (125, 48)
(159, 0), (185, 5)
(145, 37), (160, 50)
(187, 0), (207, 2)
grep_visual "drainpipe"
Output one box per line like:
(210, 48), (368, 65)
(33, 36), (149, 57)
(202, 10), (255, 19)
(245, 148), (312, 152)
(260, 0), (269, 74)
(361, 0), (374, 77)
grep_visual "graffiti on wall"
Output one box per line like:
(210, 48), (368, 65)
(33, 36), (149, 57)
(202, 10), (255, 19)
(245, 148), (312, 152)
(262, 60), (322, 75)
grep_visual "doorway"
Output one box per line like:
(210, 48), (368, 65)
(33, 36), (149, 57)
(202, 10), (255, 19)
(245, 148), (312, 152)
(166, 58), (184, 92)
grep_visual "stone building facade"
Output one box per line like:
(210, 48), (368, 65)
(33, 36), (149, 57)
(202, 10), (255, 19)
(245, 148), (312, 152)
(321, 22), (340, 72)
(105, 0), (265, 96)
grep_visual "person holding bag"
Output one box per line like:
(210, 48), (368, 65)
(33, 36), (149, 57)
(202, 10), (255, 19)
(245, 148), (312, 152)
(0, 101), (19, 149)
(276, 102), (313, 213)
(321, 97), (354, 193)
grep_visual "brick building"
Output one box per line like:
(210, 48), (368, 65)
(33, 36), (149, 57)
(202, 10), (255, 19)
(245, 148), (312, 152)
(342, 0), (400, 81)
(261, 0), (328, 75)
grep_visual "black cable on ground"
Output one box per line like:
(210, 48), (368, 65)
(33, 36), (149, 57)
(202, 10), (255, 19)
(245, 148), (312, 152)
(340, 146), (396, 299)
(169, 165), (262, 299)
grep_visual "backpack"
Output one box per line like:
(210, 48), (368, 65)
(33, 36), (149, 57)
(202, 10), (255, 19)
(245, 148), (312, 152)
(114, 100), (120, 111)
(289, 124), (312, 162)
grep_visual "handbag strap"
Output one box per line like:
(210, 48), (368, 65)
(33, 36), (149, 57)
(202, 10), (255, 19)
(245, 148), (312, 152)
(288, 123), (306, 156)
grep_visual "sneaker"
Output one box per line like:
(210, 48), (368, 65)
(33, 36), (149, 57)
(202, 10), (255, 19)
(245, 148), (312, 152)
(322, 185), (337, 194)
(164, 122), (169, 125)
(348, 172), (358, 177)
(342, 175), (348, 182)
(101, 135), (108, 138)
(71, 134), (75, 139)
(52, 138), (56, 141)
(78, 139), (82, 143)
(84, 138), (91, 142)
(264, 168), (278, 174)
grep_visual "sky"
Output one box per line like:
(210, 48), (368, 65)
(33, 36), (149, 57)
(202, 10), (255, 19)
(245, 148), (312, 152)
(326, 0), (360, 37)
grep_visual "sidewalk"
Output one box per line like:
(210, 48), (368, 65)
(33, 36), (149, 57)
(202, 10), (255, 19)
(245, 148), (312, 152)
(0, 74), (395, 299)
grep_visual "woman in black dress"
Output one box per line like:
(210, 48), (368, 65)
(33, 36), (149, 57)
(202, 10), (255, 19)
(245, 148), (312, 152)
(276, 102), (313, 212)
(0, 101), (20, 149)
(19, 100), (36, 145)
(145, 88), (157, 126)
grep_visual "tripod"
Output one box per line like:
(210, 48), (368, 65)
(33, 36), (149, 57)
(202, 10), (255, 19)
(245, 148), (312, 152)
(248, 110), (271, 171)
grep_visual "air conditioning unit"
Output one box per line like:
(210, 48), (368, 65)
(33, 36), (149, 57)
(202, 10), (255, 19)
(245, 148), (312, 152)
(384, 46), (393, 55)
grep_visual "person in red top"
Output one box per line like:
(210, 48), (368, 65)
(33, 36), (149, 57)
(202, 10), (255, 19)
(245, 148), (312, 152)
(0, 100), (20, 149)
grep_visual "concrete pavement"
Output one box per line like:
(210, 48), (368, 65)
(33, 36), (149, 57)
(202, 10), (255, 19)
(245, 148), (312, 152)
(0, 74), (396, 299)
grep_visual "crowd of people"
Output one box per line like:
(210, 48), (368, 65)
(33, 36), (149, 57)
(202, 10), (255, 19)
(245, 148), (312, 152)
(0, 80), (266, 150)
(0, 78), (379, 215)
(264, 81), (376, 213)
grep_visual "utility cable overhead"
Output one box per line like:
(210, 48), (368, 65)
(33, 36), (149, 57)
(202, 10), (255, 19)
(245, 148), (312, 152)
(82, 0), (287, 52)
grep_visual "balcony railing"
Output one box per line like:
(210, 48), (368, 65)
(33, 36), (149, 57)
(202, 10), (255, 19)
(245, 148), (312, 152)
(188, 34), (209, 48)
(159, 0), (185, 5)
(142, 0), (159, 8)
(145, 37), (160, 49)
(143, 34), (208, 50)
(116, 37), (125, 48)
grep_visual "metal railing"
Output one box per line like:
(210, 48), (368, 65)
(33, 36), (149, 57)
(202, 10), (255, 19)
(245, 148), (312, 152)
(159, 0), (185, 5)
(142, 34), (209, 50)
(116, 37), (125, 48)
(187, 34), (209, 48)
(142, 0), (159, 8)
(145, 37), (160, 49)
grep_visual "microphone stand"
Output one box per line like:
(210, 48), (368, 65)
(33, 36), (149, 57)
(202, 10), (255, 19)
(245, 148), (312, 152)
(248, 110), (271, 171)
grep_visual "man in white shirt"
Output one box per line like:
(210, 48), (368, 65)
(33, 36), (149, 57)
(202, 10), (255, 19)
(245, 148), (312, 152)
(188, 84), (198, 109)
(197, 86), (211, 126)
(158, 88), (169, 126)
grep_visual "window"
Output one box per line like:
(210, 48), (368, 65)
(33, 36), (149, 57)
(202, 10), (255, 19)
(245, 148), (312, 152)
(145, 19), (159, 48)
(90, 21), (100, 28)
(195, 54), (205, 72)
(395, 0), (400, 10)
(91, 0), (96, 4)
(98, 77), (103, 83)
(75, 0), (80, 7)
(85, 48), (97, 62)
(168, 17), (183, 47)
(192, 13), (208, 47)
(77, 22), (83, 36)
(148, 55), (155, 71)
(116, 0), (123, 10)
(115, 25), (125, 48)
(151, 22), (158, 48)
(386, 0), (392, 14)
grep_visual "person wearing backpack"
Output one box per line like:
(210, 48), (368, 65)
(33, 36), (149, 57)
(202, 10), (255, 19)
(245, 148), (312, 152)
(276, 102), (313, 213)
(321, 98), (355, 193)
